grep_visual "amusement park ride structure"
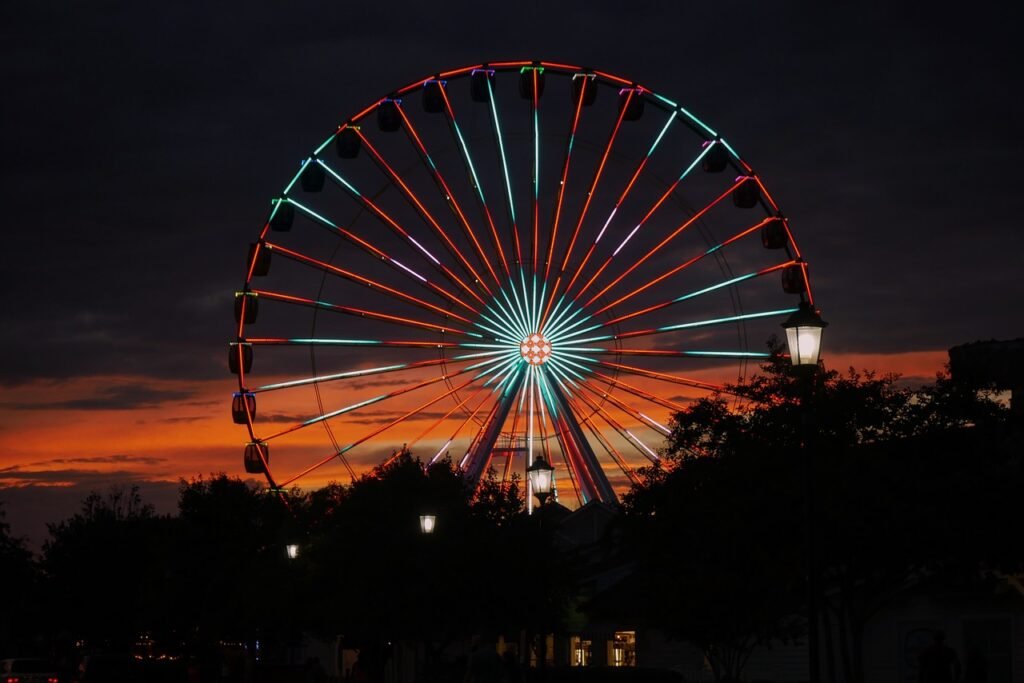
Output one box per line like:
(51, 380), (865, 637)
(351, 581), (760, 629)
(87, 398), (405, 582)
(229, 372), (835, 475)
(230, 60), (819, 510)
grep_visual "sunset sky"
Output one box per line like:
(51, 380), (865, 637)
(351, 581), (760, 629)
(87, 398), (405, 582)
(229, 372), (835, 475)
(3, 3), (1022, 547)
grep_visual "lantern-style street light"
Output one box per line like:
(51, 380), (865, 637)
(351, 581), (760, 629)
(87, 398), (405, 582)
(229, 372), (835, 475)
(526, 455), (555, 507)
(285, 543), (299, 560)
(419, 513), (437, 535)
(782, 303), (828, 368)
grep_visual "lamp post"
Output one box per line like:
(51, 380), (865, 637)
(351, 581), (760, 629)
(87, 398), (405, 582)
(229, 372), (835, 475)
(525, 456), (556, 672)
(782, 302), (827, 683)
(419, 513), (437, 535)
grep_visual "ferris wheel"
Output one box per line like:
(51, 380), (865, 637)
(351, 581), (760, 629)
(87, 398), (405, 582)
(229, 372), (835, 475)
(230, 60), (815, 508)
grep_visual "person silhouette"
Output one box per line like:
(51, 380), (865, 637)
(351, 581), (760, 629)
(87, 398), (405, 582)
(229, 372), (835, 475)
(918, 630), (961, 683)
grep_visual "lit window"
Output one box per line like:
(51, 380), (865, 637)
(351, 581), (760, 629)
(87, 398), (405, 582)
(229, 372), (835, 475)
(570, 636), (592, 667)
(609, 631), (636, 667)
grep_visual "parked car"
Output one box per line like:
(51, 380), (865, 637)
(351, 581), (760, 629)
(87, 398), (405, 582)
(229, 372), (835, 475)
(0, 658), (61, 683)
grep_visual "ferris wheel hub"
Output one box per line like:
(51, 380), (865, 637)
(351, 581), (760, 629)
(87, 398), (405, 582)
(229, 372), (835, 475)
(520, 333), (552, 366)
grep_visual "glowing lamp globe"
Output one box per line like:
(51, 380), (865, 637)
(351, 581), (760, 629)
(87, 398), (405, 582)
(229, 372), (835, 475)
(285, 543), (300, 560)
(419, 514), (437, 534)
(782, 303), (828, 367)
(526, 455), (555, 505)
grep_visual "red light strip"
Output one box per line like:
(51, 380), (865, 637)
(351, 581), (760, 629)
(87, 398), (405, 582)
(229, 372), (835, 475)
(532, 67), (540, 274)
(438, 83), (510, 277)
(283, 373), (481, 486)
(597, 361), (721, 393)
(322, 158), (485, 309)
(563, 383), (652, 469)
(261, 361), (492, 444)
(407, 382), (490, 451)
(267, 242), (474, 325)
(598, 260), (795, 328)
(244, 338), (460, 349)
(251, 289), (469, 336)
(583, 178), (743, 308)
(250, 355), (481, 396)
(592, 217), (774, 318)
(437, 383), (503, 467)
(581, 368), (692, 412)
(581, 417), (640, 486)
(560, 89), (633, 280)
(545, 74), (588, 281)
(394, 105), (502, 289)
(355, 128), (493, 297)
(571, 167), (690, 302)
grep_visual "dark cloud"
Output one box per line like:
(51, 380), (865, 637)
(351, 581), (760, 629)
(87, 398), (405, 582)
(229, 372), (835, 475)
(27, 454), (167, 467)
(2, 3), (1021, 391)
(3, 383), (195, 411)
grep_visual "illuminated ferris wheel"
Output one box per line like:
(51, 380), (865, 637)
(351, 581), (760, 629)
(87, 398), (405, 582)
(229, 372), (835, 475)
(230, 60), (815, 508)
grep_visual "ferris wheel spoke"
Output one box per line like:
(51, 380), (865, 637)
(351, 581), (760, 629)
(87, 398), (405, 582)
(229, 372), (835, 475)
(560, 89), (633, 278)
(528, 67), (542, 274)
(582, 171), (743, 308)
(591, 217), (776, 319)
(598, 259), (797, 327)
(535, 372), (584, 506)
(483, 71), (523, 266)
(392, 104), (503, 289)
(266, 242), (474, 325)
(280, 197), (481, 314)
(544, 73), (590, 282)
(580, 391), (662, 465)
(259, 352), (519, 443)
(572, 141), (720, 304)
(427, 380), (503, 467)
(407, 380), (494, 454)
(248, 350), (511, 394)
(580, 416), (642, 486)
(461, 360), (527, 486)
(545, 363), (660, 466)
(555, 346), (772, 360)
(556, 350), (722, 394)
(564, 101), (677, 296)
(542, 367), (617, 502)
(354, 126), (494, 296)
(541, 366), (625, 501)
(539, 89), (635, 327)
(249, 289), (472, 337)
(315, 159), (486, 309)
(554, 307), (799, 346)
(437, 80), (510, 277)
(547, 355), (688, 413)
(244, 337), (462, 350)
(561, 378), (647, 481)
(571, 375), (672, 437)
(532, 370), (581, 505)
(280, 371), (487, 487)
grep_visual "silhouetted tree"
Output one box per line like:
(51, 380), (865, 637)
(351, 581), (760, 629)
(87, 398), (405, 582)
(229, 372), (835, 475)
(0, 501), (38, 653)
(171, 474), (302, 655)
(620, 344), (1014, 683)
(42, 485), (172, 646)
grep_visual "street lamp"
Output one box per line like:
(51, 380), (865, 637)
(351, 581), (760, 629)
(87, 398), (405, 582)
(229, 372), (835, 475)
(782, 301), (827, 683)
(285, 543), (299, 560)
(526, 455), (555, 506)
(782, 302), (827, 367)
(419, 514), (437, 535)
